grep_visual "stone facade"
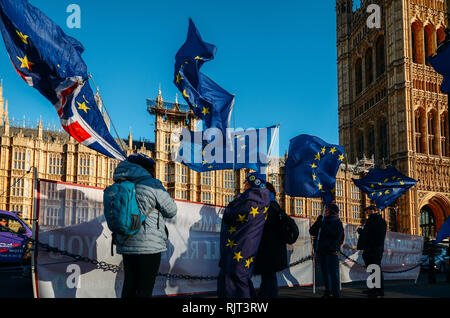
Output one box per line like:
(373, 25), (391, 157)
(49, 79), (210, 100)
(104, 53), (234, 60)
(336, 0), (450, 236)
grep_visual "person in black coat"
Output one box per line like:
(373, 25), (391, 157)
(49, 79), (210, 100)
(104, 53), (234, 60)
(309, 203), (345, 298)
(356, 205), (387, 298)
(253, 182), (288, 298)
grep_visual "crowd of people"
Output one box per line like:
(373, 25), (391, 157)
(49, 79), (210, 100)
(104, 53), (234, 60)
(109, 153), (389, 299)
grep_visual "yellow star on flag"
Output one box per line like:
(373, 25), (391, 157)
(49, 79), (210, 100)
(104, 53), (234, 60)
(378, 192), (383, 197)
(17, 55), (34, 71)
(315, 153), (321, 161)
(312, 174), (317, 181)
(182, 89), (190, 98)
(195, 56), (204, 60)
(233, 251), (243, 263)
(400, 181), (405, 185)
(370, 184), (375, 188)
(310, 163), (317, 169)
(321, 147), (326, 155)
(245, 258), (254, 269)
(226, 239), (237, 249)
(175, 73), (184, 84)
(237, 214), (247, 223)
(249, 207), (259, 217)
(77, 101), (90, 113)
(318, 183), (323, 190)
(383, 178), (389, 183)
(329, 147), (337, 154)
(385, 189), (390, 195)
(202, 107), (210, 116)
(228, 226), (237, 235)
(263, 206), (268, 214)
(16, 30), (29, 45)
(338, 154), (345, 161)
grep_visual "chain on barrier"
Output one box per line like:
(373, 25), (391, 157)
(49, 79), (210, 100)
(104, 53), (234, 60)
(339, 251), (422, 274)
(1, 225), (313, 280)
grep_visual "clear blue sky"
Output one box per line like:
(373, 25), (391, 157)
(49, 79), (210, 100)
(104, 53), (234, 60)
(0, 0), (339, 156)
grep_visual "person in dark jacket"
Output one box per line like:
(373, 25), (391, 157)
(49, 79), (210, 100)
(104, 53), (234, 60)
(253, 182), (288, 298)
(356, 205), (387, 298)
(217, 172), (270, 298)
(309, 203), (345, 298)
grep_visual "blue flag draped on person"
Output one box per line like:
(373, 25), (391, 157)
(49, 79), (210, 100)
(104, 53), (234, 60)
(0, 0), (126, 161)
(283, 134), (345, 204)
(352, 166), (418, 211)
(217, 173), (270, 298)
(174, 18), (234, 136)
(435, 218), (450, 244)
(174, 125), (278, 173)
(428, 32), (450, 93)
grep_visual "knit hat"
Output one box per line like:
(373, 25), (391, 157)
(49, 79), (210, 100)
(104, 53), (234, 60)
(127, 153), (156, 173)
(246, 172), (267, 188)
(326, 203), (339, 215)
(364, 205), (379, 213)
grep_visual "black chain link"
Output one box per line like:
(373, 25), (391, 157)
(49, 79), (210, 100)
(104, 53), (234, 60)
(339, 251), (422, 274)
(1, 225), (314, 280)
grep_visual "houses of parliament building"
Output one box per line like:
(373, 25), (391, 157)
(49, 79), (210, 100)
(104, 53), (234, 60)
(0, 0), (449, 239)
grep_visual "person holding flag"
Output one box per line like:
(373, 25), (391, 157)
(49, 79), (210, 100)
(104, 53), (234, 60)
(356, 205), (387, 298)
(309, 203), (344, 298)
(217, 172), (270, 298)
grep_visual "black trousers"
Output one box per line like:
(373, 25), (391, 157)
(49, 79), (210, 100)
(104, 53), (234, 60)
(121, 253), (161, 298)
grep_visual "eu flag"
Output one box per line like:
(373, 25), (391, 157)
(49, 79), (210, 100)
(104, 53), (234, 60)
(218, 186), (270, 298)
(174, 19), (234, 135)
(352, 167), (418, 211)
(429, 39), (450, 93)
(435, 217), (450, 244)
(283, 134), (345, 203)
(0, 0), (126, 161)
(175, 126), (278, 173)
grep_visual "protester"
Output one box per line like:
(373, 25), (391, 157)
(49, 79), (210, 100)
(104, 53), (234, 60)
(113, 153), (177, 298)
(309, 203), (345, 298)
(253, 182), (288, 298)
(357, 205), (387, 298)
(217, 172), (270, 298)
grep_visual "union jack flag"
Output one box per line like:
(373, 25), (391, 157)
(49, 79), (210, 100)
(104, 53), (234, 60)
(0, 0), (126, 161)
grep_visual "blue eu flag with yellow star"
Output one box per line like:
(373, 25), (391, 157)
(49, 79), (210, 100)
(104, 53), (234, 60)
(0, 0), (126, 160)
(429, 38), (450, 93)
(283, 134), (345, 204)
(174, 19), (234, 135)
(176, 126), (278, 173)
(218, 186), (270, 298)
(352, 167), (418, 210)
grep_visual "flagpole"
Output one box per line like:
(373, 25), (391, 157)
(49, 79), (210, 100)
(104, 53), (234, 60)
(231, 96), (236, 198)
(88, 74), (128, 156)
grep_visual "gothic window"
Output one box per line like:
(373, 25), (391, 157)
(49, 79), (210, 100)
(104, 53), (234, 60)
(13, 149), (26, 170)
(355, 58), (363, 95)
(424, 24), (435, 65)
(201, 171), (212, 186)
(428, 112), (437, 155)
(201, 192), (212, 204)
(48, 153), (63, 175)
(108, 160), (118, 180)
(312, 201), (323, 217)
(11, 178), (24, 197)
(412, 21), (424, 65)
(356, 133), (364, 159)
(378, 117), (388, 160)
(441, 113), (448, 157)
(293, 198), (304, 216)
(223, 171), (233, 188)
(415, 110), (426, 154)
(176, 164), (187, 184)
(420, 206), (435, 238)
(375, 36), (385, 77)
(365, 48), (374, 86)
(367, 125), (375, 158)
(336, 181), (344, 197)
(78, 155), (94, 176)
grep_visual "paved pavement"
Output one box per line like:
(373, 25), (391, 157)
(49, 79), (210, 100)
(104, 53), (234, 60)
(1, 263), (449, 298)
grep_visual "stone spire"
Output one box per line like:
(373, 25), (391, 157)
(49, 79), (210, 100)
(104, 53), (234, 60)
(4, 99), (9, 136)
(128, 127), (133, 150)
(156, 84), (163, 106)
(0, 79), (4, 126)
(37, 116), (43, 140)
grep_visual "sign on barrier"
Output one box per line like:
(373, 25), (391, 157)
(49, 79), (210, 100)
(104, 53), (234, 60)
(33, 180), (313, 298)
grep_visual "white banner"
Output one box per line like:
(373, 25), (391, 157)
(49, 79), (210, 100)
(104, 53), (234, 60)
(34, 180), (312, 298)
(339, 224), (424, 283)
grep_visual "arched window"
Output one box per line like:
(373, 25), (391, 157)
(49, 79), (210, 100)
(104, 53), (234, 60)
(365, 48), (373, 86)
(415, 109), (426, 154)
(375, 36), (385, 77)
(428, 111), (437, 155)
(378, 117), (388, 159)
(412, 21), (424, 64)
(420, 206), (436, 238)
(441, 113), (448, 157)
(424, 24), (435, 65)
(355, 58), (363, 95)
(437, 27), (446, 46)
